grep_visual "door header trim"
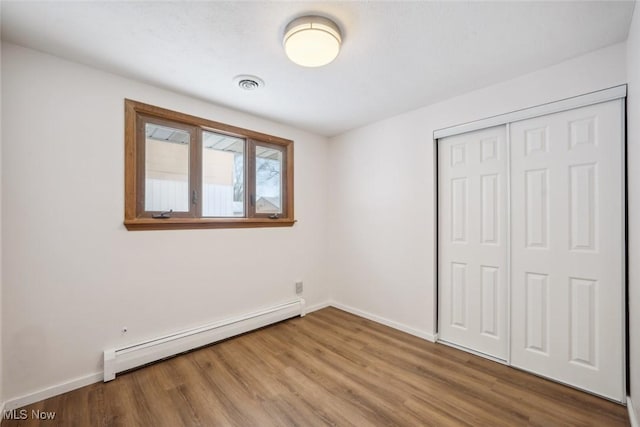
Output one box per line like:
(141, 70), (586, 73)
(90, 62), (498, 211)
(433, 84), (627, 139)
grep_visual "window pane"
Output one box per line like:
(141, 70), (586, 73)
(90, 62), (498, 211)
(255, 145), (283, 214)
(202, 131), (245, 217)
(145, 123), (190, 212)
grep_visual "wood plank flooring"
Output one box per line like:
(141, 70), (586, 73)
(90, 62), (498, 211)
(2, 307), (630, 426)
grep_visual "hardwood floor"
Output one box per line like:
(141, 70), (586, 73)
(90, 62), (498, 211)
(2, 307), (630, 426)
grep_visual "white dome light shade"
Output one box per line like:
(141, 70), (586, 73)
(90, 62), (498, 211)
(284, 16), (342, 67)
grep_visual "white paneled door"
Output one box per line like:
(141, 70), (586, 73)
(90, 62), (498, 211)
(438, 126), (509, 361)
(437, 98), (625, 402)
(510, 100), (625, 401)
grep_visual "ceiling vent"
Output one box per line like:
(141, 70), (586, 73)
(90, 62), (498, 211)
(234, 75), (264, 91)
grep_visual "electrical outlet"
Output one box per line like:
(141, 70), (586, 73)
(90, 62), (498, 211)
(295, 281), (303, 294)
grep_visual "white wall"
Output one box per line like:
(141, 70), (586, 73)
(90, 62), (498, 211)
(626, 2), (640, 420)
(328, 42), (627, 339)
(0, 42), (329, 401)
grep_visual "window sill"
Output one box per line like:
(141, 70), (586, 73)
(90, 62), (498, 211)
(124, 217), (296, 231)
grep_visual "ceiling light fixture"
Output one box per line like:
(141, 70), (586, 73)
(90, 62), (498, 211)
(283, 16), (342, 67)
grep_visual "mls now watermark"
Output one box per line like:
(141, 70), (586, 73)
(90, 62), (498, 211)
(3, 409), (56, 420)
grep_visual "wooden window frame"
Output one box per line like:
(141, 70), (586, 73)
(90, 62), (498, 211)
(124, 99), (295, 230)
(249, 140), (290, 219)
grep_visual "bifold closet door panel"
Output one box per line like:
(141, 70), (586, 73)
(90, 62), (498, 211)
(438, 126), (508, 360)
(510, 100), (624, 402)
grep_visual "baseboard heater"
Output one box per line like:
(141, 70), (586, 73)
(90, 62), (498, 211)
(103, 298), (305, 381)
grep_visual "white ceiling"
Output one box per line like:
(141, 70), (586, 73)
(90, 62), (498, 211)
(1, 1), (635, 137)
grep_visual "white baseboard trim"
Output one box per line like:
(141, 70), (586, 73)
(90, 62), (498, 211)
(4, 372), (103, 411)
(305, 300), (332, 314)
(329, 301), (437, 342)
(629, 396), (639, 427)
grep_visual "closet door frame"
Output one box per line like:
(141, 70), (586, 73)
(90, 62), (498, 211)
(434, 85), (626, 139)
(434, 84), (627, 402)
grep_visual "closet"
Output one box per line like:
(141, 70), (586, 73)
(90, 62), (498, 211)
(437, 87), (626, 403)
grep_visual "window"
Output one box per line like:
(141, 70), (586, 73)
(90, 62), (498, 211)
(124, 100), (294, 230)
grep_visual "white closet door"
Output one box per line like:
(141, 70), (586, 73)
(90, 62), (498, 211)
(438, 126), (508, 360)
(510, 100), (624, 402)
